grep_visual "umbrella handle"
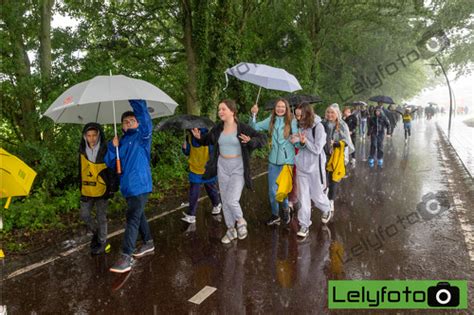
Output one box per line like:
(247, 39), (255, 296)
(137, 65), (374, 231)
(255, 87), (262, 105)
(115, 146), (122, 174)
(4, 197), (11, 209)
(116, 158), (122, 174)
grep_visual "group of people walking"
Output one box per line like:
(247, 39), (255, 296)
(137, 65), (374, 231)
(79, 97), (417, 274)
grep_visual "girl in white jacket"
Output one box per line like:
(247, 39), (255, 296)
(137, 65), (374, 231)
(290, 103), (332, 238)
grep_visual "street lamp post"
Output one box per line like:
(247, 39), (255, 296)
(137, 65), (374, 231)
(432, 57), (453, 139)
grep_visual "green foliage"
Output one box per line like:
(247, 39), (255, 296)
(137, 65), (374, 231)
(2, 187), (78, 232)
(151, 130), (189, 190)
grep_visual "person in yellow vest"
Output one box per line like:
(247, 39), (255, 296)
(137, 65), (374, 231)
(181, 128), (222, 224)
(79, 123), (118, 255)
(394, 107), (418, 143)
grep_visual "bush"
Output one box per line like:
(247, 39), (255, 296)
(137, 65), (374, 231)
(1, 187), (79, 232)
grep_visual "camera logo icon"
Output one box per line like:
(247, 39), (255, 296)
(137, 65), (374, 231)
(416, 191), (450, 220)
(416, 29), (450, 59)
(427, 282), (460, 307)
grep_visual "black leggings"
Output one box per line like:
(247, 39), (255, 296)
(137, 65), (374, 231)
(327, 171), (339, 201)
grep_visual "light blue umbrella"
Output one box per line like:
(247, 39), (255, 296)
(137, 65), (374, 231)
(224, 62), (302, 104)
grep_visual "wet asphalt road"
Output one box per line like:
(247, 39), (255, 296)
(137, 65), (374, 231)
(2, 118), (473, 314)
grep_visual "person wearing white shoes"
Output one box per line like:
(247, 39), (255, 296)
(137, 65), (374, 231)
(192, 99), (266, 244)
(181, 128), (222, 224)
(290, 103), (332, 239)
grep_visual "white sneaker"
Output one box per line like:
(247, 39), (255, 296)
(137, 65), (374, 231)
(322, 201), (334, 224)
(350, 158), (356, 166)
(297, 226), (309, 238)
(221, 228), (237, 244)
(212, 203), (222, 215)
(321, 210), (333, 224)
(181, 212), (196, 224)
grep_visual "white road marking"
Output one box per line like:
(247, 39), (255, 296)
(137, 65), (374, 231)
(188, 286), (217, 305)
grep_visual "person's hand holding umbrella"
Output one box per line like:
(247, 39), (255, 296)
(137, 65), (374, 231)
(251, 104), (259, 121)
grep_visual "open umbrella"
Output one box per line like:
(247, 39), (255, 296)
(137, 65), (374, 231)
(155, 115), (215, 131)
(0, 148), (37, 232)
(352, 101), (367, 106)
(265, 94), (322, 110)
(369, 95), (395, 104)
(44, 74), (179, 173)
(224, 62), (302, 104)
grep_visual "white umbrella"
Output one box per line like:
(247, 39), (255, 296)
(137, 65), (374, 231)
(224, 62), (302, 104)
(44, 74), (178, 124)
(44, 73), (179, 173)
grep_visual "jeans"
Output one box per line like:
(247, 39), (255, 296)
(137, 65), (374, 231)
(187, 181), (221, 216)
(123, 193), (152, 255)
(268, 163), (289, 216)
(404, 122), (412, 139)
(80, 199), (108, 243)
(360, 119), (367, 136)
(369, 133), (385, 160)
(350, 133), (356, 159)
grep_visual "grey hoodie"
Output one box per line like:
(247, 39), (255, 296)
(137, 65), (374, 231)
(295, 115), (327, 175)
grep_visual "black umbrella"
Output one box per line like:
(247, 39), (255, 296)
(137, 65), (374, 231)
(155, 115), (215, 131)
(265, 94), (322, 110)
(352, 101), (367, 106)
(369, 95), (395, 104)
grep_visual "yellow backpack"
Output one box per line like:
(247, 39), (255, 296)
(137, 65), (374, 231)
(80, 154), (107, 197)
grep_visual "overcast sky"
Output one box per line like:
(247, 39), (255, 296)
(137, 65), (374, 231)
(407, 72), (474, 109)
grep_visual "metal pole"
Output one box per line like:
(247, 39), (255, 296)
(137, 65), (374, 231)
(435, 57), (452, 139)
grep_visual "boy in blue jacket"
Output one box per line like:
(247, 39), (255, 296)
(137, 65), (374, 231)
(105, 99), (155, 273)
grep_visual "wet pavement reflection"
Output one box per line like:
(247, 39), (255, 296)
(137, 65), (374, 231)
(2, 119), (473, 314)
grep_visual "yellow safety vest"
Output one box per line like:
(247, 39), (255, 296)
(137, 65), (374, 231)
(80, 154), (107, 197)
(187, 135), (209, 175)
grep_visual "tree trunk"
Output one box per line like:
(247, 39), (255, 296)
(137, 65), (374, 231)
(39, 0), (54, 103)
(181, 0), (201, 115)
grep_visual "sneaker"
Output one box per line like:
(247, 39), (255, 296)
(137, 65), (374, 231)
(350, 158), (356, 166)
(266, 214), (281, 226)
(181, 212), (196, 224)
(132, 240), (155, 258)
(368, 158), (375, 167)
(91, 241), (107, 255)
(377, 159), (383, 167)
(236, 221), (248, 240)
(110, 254), (134, 273)
(221, 228), (237, 244)
(297, 226), (309, 238)
(282, 208), (291, 225)
(211, 203), (222, 215)
(321, 208), (333, 224)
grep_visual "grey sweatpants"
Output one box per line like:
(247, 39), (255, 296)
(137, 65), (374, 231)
(297, 172), (331, 229)
(80, 199), (108, 243)
(218, 156), (245, 228)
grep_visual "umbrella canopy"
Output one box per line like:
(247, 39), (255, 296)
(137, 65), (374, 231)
(265, 94), (322, 110)
(155, 115), (215, 131)
(369, 95), (395, 104)
(352, 101), (367, 106)
(225, 62), (302, 93)
(0, 148), (37, 199)
(43, 75), (178, 124)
